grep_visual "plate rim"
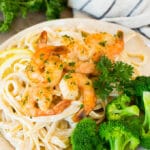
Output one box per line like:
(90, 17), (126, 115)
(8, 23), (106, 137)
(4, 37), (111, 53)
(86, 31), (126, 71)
(0, 18), (149, 49)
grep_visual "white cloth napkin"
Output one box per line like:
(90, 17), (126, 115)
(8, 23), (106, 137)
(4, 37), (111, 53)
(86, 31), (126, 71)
(68, 0), (150, 39)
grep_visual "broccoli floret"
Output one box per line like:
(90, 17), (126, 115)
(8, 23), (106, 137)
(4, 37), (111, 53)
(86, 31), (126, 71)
(99, 118), (140, 150)
(140, 91), (150, 149)
(140, 129), (150, 149)
(71, 118), (101, 150)
(124, 76), (150, 110)
(131, 76), (150, 96)
(106, 94), (139, 120)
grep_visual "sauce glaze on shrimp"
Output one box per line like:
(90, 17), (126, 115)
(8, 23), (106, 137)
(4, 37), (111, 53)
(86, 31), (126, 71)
(23, 30), (124, 120)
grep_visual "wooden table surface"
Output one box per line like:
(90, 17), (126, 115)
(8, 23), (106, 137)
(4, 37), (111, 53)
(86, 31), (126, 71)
(0, 8), (73, 44)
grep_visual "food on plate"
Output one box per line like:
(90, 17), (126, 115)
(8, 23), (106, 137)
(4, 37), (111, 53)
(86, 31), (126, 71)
(0, 23), (150, 150)
(99, 116), (141, 150)
(140, 92), (150, 149)
(71, 118), (100, 150)
(106, 94), (140, 120)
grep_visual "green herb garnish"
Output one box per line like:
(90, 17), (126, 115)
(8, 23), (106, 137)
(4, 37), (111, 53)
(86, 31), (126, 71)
(64, 74), (72, 79)
(99, 41), (107, 47)
(94, 56), (134, 100)
(62, 34), (73, 39)
(68, 62), (75, 67)
(40, 53), (44, 60)
(59, 64), (63, 70)
(85, 82), (90, 85)
(47, 77), (51, 83)
(80, 104), (84, 109)
(0, 0), (67, 32)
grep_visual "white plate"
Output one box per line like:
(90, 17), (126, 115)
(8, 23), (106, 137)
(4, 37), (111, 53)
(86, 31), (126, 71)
(0, 18), (150, 48)
(0, 18), (150, 150)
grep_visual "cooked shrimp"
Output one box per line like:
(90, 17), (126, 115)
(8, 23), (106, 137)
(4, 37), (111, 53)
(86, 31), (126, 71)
(34, 30), (68, 67)
(36, 30), (48, 48)
(26, 46), (66, 87)
(42, 55), (64, 87)
(33, 45), (68, 67)
(84, 30), (124, 61)
(62, 60), (96, 74)
(23, 30), (124, 119)
(26, 56), (63, 87)
(75, 61), (96, 74)
(32, 45), (56, 67)
(67, 40), (92, 61)
(22, 85), (71, 117)
(71, 73), (96, 121)
(22, 85), (52, 116)
(24, 99), (71, 117)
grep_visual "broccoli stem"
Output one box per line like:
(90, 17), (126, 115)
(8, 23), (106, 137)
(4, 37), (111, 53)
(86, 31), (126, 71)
(121, 106), (139, 117)
(140, 92), (150, 149)
(110, 137), (124, 150)
(143, 107), (150, 131)
(111, 138), (136, 150)
(106, 94), (140, 120)
(143, 92), (150, 131)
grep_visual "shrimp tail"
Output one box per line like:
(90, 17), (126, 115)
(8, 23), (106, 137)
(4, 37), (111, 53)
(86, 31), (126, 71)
(48, 100), (72, 115)
(37, 31), (48, 48)
(72, 108), (86, 122)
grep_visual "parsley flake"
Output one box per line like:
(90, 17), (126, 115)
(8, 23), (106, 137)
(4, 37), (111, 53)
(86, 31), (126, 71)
(64, 74), (72, 79)
(99, 41), (107, 47)
(69, 62), (75, 66)
(47, 77), (51, 83)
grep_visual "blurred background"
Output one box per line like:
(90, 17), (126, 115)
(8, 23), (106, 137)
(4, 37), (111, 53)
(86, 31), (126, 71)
(0, 0), (150, 44)
(0, 0), (72, 43)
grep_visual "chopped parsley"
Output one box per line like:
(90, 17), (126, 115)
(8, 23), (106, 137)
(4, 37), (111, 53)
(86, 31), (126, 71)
(85, 82), (90, 85)
(46, 71), (50, 74)
(40, 90), (43, 94)
(62, 34), (73, 39)
(40, 53), (45, 60)
(69, 62), (76, 67)
(46, 97), (50, 101)
(44, 60), (49, 64)
(47, 77), (51, 83)
(59, 64), (63, 70)
(69, 70), (75, 73)
(81, 31), (89, 38)
(99, 41), (107, 47)
(62, 34), (74, 44)
(36, 98), (39, 101)
(80, 104), (84, 109)
(94, 56), (134, 100)
(64, 74), (72, 79)
(71, 81), (76, 85)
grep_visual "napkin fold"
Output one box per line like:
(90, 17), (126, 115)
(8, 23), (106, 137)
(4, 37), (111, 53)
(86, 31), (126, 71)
(68, 0), (150, 39)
